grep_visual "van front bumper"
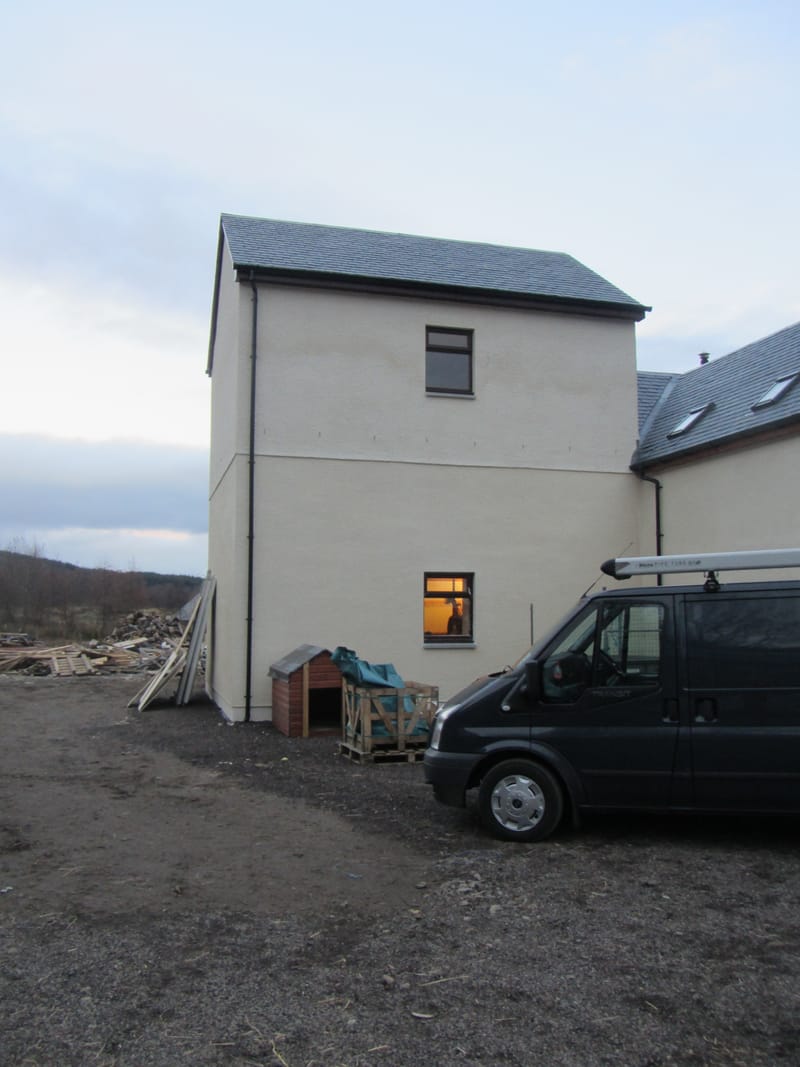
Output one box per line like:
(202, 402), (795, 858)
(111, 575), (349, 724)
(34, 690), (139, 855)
(423, 748), (480, 808)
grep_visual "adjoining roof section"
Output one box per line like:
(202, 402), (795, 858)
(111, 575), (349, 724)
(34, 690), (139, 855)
(633, 321), (800, 469)
(637, 371), (676, 433)
(219, 214), (650, 320)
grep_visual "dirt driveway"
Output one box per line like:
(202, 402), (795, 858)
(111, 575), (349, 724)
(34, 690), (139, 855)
(2, 676), (800, 1066)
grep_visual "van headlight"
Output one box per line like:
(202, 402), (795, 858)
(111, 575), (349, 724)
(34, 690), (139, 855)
(430, 704), (459, 750)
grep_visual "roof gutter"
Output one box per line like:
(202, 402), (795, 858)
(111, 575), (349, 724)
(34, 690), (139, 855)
(632, 411), (800, 472)
(233, 267), (651, 322)
(244, 273), (258, 722)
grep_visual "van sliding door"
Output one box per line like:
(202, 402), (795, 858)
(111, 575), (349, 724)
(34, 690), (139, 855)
(685, 590), (800, 811)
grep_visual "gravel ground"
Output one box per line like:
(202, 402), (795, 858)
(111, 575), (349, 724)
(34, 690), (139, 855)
(2, 675), (800, 1067)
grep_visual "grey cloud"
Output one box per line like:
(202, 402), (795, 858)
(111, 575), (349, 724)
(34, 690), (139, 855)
(0, 434), (208, 534)
(0, 127), (219, 316)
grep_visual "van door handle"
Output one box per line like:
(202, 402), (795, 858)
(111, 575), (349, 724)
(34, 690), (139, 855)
(694, 698), (718, 723)
(662, 699), (679, 723)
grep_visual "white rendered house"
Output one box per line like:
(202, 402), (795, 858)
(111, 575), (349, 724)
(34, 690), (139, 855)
(206, 216), (650, 722)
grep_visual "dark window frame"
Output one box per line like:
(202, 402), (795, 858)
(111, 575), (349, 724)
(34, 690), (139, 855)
(752, 372), (799, 410)
(423, 571), (475, 645)
(425, 326), (474, 396)
(541, 599), (665, 702)
(667, 403), (714, 439)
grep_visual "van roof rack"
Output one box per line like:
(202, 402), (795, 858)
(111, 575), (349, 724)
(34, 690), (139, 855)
(601, 548), (800, 582)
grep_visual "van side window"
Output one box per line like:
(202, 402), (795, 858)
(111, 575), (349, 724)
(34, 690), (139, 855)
(686, 596), (800, 690)
(598, 603), (663, 686)
(543, 601), (664, 703)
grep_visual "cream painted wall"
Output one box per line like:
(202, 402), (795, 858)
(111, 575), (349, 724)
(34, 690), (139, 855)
(240, 456), (643, 717)
(208, 257), (251, 492)
(644, 436), (800, 586)
(255, 285), (638, 473)
(207, 254), (258, 718)
(207, 457), (251, 719)
(208, 256), (645, 721)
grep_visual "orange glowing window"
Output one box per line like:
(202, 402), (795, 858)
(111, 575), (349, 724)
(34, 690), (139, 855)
(424, 573), (474, 644)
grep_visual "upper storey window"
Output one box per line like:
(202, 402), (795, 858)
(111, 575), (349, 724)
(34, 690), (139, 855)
(426, 327), (473, 395)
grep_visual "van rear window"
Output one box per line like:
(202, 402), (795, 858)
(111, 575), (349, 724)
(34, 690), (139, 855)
(686, 596), (800, 690)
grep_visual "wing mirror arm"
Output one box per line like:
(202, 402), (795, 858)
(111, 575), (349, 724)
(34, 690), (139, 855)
(502, 661), (542, 712)
(522, 661), (541, 704)
(525, 660), (541, 703)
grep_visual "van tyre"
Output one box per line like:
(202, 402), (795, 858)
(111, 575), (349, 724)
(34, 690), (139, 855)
(478, 760), (563, 842)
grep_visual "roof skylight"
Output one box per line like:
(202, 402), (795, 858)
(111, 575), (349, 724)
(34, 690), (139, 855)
(752, 372), (799, 410)
(667, 404), (713, 439)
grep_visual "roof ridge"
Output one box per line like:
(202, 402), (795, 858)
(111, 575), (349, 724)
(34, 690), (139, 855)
(680, 319), (800, 381)
(221, 212), (577, 261)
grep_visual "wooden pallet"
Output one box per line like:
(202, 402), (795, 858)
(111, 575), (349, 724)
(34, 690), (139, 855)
(342, 680), (438, 756)
(339, 678), (439, 763)
(338, 740), (428, 764)
(50, 650), (94, 676)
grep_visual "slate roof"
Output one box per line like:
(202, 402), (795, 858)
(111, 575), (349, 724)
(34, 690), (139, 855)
(220, 214), (649, 318)
(637, 371), (676, 433)
(634, 321), (800, 468)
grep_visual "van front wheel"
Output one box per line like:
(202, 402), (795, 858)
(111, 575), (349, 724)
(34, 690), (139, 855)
(478, 760), (563, 842)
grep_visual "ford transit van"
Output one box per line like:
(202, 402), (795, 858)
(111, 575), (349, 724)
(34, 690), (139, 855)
(423, 550), (800, 841)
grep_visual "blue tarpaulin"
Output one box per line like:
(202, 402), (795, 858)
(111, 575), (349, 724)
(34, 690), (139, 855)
(331, 646), (405, 689)
(332, 647), (427, 737)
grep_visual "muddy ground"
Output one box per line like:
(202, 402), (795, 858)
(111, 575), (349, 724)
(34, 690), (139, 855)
(2, 675), (800, 1067)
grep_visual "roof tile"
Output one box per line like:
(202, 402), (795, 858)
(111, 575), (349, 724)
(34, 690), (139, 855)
(221, 214), (648, 315)
(635, 321), (800, 466)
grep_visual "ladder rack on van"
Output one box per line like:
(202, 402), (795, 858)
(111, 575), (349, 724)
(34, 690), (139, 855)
(601, 548), (800, 583)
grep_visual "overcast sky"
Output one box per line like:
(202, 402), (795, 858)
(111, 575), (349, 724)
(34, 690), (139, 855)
(1, 0), (798, 575)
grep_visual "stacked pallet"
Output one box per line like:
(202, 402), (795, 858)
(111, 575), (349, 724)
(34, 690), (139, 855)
(339, 679), (439, 762)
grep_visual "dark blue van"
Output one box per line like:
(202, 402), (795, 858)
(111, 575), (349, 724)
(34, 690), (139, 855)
(423, 551), (800, 841)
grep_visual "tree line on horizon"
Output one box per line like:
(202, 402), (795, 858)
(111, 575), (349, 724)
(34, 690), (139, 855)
(0, 540), (202, 642)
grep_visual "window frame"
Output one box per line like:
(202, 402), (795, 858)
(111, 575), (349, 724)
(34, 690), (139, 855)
(752, 372), (799, 410)
(425, 326), (474, 396)
(423, 572), (475, 646)
(667, 403), (714, 439)
(541, 599), (665, 702)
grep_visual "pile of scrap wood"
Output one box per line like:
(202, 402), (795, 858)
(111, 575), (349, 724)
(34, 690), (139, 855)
(0, 577), (216, 713)
(0, 643), (144, 677)
(0, 607), (199, 678)
(105, 610), (185, 646)
(0, 632), (33, 647)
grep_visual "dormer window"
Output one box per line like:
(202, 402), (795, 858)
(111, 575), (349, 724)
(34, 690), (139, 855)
(752, 372), (799, 410)
(667, 404), (714, 439)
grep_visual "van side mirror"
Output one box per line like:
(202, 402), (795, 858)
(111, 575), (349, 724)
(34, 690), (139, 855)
(501, 661), (541, 712)
(525, 660), (541, 702)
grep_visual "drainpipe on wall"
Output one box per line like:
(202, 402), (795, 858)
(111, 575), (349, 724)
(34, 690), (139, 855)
(244, 275), (259, 722)
(639, 472), (663, 586)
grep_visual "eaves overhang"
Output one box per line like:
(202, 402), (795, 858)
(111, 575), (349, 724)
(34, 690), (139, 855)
(206, 224), (227, 376)
(232, 264), (651, 322)
(631, 412), (800, 472)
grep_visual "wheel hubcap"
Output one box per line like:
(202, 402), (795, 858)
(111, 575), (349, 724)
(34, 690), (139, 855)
(491, 773), (545, 832)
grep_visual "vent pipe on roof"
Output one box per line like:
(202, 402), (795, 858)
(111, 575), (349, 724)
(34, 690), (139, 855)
(699, 352), (710, 365)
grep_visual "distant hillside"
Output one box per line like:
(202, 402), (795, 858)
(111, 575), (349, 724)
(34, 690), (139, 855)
(0, 548), (203, 641)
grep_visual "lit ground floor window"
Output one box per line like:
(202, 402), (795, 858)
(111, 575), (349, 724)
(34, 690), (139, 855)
(424, 573), (474, 644)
